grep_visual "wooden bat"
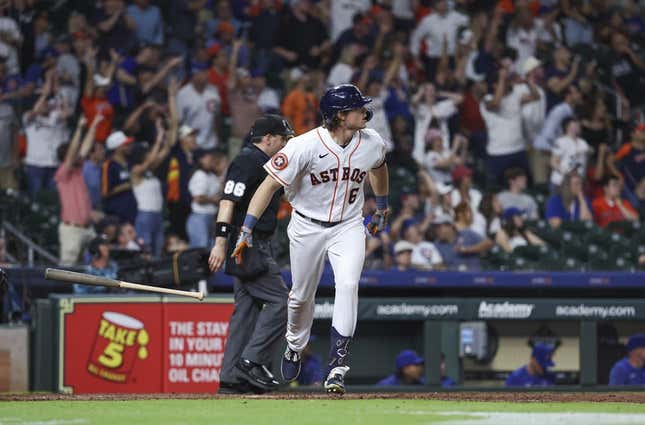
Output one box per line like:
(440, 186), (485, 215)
(45, 268), (204, 301)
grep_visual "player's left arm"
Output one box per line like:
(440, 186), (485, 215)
(367, 161), (390, 236)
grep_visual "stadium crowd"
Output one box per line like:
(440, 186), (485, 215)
(0, 0), (644, 272)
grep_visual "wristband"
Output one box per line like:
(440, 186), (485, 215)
(214, 222), (232, 238)
(375, 195), (388, 211)
(242, 214), (259, 231)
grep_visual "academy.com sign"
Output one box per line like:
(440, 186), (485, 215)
(555, 304), (636, 318)
(375, 303), (459, 317)
(478, 301), (535, 319)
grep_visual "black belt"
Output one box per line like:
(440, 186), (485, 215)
(295, 211), (342, 228)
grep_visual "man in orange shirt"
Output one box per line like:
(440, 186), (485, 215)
(615, 123), (645, 207)
(592, 175), (639, 228)
(81, 48), (118, 143)
(281, 68), (318, 135)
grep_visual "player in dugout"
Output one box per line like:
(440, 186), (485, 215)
(505, 343), (556, 387)
(609, 334), (645, 386)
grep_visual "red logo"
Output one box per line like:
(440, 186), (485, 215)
(272, 153), (288, 170)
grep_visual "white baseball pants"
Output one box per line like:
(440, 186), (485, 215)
(285, 212), (366, 352)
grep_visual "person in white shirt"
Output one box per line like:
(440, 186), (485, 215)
(357, 50), (405, 152)
(401, 221), (443, 270)
(423, 129), (467, 185)
(505, 6), (540, 71)
(0, 10), (22, 75)
(410, 0), (469, 78)
(329, 0), (371, 42)
(550, 118), (590, 189)
(176, 60), (221, 149)
(186, 148), (227, 248)
(497, 167), (540, 220)
(23, 72), (71, 196)
(327, 45), (356, 88)
(533, 84), (582, 185)
(516, 57), (546, 146)
(412, 82), (462, 163)
(480, 67), (540, 185)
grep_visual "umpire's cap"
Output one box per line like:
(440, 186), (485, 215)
(250, 114), (295, 140)
(320, 84), (372, 125)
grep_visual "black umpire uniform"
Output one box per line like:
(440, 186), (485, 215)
(216, 115), (293, 393)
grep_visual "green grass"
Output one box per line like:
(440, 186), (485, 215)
(1, 399), (644, 425)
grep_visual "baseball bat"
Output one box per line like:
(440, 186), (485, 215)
(44, 268), (204, 301)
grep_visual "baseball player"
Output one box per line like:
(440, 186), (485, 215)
(231, 84), (390, 394)
(208, 115), (294, 394)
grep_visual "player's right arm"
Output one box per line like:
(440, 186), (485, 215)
(232, 138), (307, 263)
(231, 175), (283, 264)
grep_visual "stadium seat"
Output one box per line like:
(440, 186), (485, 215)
(606, 220), (642, 236)
(513, 244), (547, 261)
(589, 255), (634, 272)
(560, 220), (594, 235)
(481, 246), (510, 270)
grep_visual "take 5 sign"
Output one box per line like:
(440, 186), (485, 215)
(57, 296), (234, 394)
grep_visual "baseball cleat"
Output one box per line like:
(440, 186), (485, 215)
(324, 366), (349, 395)
(281, 347), (302, 382)
(235, 358), (279, 391)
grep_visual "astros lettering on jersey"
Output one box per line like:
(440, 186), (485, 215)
(263, 127), (387, 222)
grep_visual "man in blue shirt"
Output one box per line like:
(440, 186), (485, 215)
(609, 334), (645, 386)
(377, 350), (455, 387)
(74, 236), (118, 294)
(434, 213), (486, 271)
(505, 343), (557, 387)
(127, 0), (164, 45)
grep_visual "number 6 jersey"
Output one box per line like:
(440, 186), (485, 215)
(264, 127), (387, 223)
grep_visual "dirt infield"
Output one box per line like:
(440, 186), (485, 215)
(2, 392), (645, 403)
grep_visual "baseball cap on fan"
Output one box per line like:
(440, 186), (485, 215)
(250, 115), (295, 139)
(178, 124), (199, 139)
(106, 131), (134, 150)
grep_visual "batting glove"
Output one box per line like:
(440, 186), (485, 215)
(367, 209), (389, 236)
(231, 227), (253, 265)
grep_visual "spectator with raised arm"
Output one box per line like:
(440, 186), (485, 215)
(411, 82), (462, 164)
(410, 0), (469, 79)
(81, 47), (118, 143)
(127, 0), (164, 46)
(176, 58), (221, 149)
(55, 115), (103, 266)
(131, 119), (171, 257)
(23, 70), (72, 196)
(480, 66), (539, 185)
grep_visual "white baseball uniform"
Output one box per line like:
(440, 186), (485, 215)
(263, 126), (387, 352)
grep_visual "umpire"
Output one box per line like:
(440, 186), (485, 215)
(208, 114), (294, 394)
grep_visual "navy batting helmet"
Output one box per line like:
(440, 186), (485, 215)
(320, 84), (373, 125)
